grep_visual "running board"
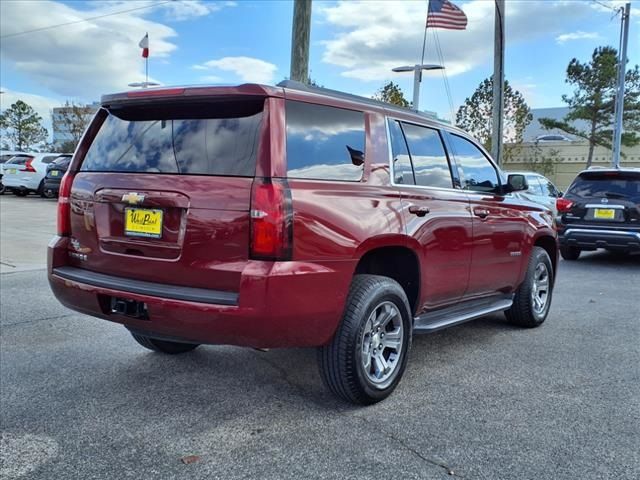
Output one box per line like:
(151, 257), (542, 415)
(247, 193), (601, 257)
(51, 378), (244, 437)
(413, 295), (513, 334)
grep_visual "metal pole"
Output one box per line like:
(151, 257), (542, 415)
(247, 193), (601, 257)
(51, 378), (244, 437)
(413, 67), (421, 111)
(612, 3), (630, 169)
(290, 0), (312, 84)
(145, 57), (148, 88)
(491, 0), (505, 165)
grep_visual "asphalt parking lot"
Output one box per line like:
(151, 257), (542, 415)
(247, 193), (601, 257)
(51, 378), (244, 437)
(1, 194), (639, 480)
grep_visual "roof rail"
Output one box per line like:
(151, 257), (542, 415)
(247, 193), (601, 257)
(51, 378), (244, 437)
(276, 79), (446, 124)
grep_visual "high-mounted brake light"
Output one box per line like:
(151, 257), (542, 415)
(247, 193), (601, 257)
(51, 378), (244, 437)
(127, 88), (185, 98)
(250, 178), (293, 261)
(556, 197), (574, 213)
(57, 172), (75, 236)
(20, 158), (36, 172)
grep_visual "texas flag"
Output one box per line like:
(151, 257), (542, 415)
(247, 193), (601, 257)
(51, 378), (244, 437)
(139, 33), (149, 58)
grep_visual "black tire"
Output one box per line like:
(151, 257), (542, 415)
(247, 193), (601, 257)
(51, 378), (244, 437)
(318, 274), (412, 405)
(43, 188), (56, 199)
(13, 189), (28, 197)
(0, 183), (5, 195)
(130, 332), (199, 354)
(506, 247), (554, 328)
(560, 246), (581, 261)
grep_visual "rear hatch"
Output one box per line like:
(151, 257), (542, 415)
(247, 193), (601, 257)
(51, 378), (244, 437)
(2, 155), (33, 182)
(560, 170), (640, 228)
(67, 98), (265, 293)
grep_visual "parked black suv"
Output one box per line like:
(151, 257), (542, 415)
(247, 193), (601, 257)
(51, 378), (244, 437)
(557, 168), (640, 260)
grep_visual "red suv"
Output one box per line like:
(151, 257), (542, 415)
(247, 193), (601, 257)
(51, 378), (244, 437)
(48, 82), (558, 404)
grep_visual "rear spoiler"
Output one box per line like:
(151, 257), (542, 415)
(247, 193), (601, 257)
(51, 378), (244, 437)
(101, 84), (282, 105)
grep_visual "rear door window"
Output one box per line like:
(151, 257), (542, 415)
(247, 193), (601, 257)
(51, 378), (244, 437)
(80, 102), (263, 176)
(525, 175), (544, 195)
(401, 123), (453, 189)
(448, 135), (500, 193)
(285, 101), (365, 182)
(41, 156), (60, 164)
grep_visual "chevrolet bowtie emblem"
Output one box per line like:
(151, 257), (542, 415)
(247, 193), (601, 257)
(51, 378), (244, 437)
(121, 192), (145, 205)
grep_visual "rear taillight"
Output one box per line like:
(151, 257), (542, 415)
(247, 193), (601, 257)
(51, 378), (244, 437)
(556, 197), (574, 213)
(20, 158), (36, 172)
(250, 178), (293, 261)
(57, 172), (75, 236)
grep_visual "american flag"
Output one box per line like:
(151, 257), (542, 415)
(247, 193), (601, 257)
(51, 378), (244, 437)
(426, 0), (468, 30)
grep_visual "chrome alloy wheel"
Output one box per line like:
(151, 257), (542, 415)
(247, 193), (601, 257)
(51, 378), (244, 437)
(531, 262), (550, 315)
(360, 301), (404, 389)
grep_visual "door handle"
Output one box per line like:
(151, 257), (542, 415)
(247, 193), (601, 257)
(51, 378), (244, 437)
(473, 207), (490, 219)
(408, 205), (430, 217)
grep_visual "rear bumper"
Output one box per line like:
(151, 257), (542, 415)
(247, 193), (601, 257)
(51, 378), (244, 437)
(558, 226), (640, 251)
(3, 175), (42, 191)
(48, 236), (354, 348)
(44, 177), (62, 192)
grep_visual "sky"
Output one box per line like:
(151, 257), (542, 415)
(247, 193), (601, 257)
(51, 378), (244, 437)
(0, 0), (638, 138)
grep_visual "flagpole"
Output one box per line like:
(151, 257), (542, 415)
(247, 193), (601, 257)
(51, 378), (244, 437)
(145, 56), (148, 88)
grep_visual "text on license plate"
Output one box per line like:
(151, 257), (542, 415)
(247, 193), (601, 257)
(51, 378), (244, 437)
(593, 208), (615, 220)
(7, 169), (16, 174)
(50, 170), (59, 177)
(125, 208), (163, 238)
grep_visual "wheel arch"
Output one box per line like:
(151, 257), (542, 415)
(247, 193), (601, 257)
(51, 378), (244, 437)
(354, 243), (421, 315)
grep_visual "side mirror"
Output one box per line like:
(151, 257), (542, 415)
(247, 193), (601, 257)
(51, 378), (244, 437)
(504, 174), (528, 194)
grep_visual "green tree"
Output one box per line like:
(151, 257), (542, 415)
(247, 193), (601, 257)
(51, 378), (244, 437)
(539, 46), (640, 168)
(456, 77), (532, 161)
(0, 100), (48, 151)
(373, 81), (410, 107)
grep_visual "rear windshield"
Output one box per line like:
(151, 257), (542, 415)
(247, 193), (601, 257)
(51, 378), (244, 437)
(567, 172), (640, 200)
(81, 101), (263, 176)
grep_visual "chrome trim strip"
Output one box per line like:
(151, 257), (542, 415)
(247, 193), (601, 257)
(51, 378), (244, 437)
(585, 204), (625, 209)
(564, 229), (640, 240)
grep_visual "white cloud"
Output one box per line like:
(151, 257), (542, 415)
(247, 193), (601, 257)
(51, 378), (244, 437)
(194, 56), (278, 84)
(319, 0), (603, 83)
(0, 87), (63, 141)
(555, 31), (602, 44)
(0, 1), (232, 100)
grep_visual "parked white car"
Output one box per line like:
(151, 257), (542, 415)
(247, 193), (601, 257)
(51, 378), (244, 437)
(2, 153), (71, 197)
(510, 171), (563, 215)
(0, 150), (26, 195)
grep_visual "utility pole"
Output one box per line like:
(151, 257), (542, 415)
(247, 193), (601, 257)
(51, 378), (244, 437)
(290, 0), (312, 84)
(491, 0), (505, 166)
(612, 2), (630, 169)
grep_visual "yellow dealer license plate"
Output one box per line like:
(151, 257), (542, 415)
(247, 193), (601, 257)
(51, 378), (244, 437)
(125, 208), (163, 238)
(50, 170), (59, 177)
(7, 169), (16, 174)
(594, 208), (615, 220)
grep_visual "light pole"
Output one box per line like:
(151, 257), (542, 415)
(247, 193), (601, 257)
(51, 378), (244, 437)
(392, 64), (444, 112)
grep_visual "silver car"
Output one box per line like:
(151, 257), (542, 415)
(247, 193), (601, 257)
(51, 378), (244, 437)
(510, 171), (562, 215)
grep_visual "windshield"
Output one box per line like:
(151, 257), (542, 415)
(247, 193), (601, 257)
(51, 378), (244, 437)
(80, 101), (264, 177)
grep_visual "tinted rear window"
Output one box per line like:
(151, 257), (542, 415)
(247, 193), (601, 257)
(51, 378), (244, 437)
(285, 101), (365, 182)
(567, 172), (640, 200)
(81, 102), (263, 176)
(42, 156), (61, 164)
